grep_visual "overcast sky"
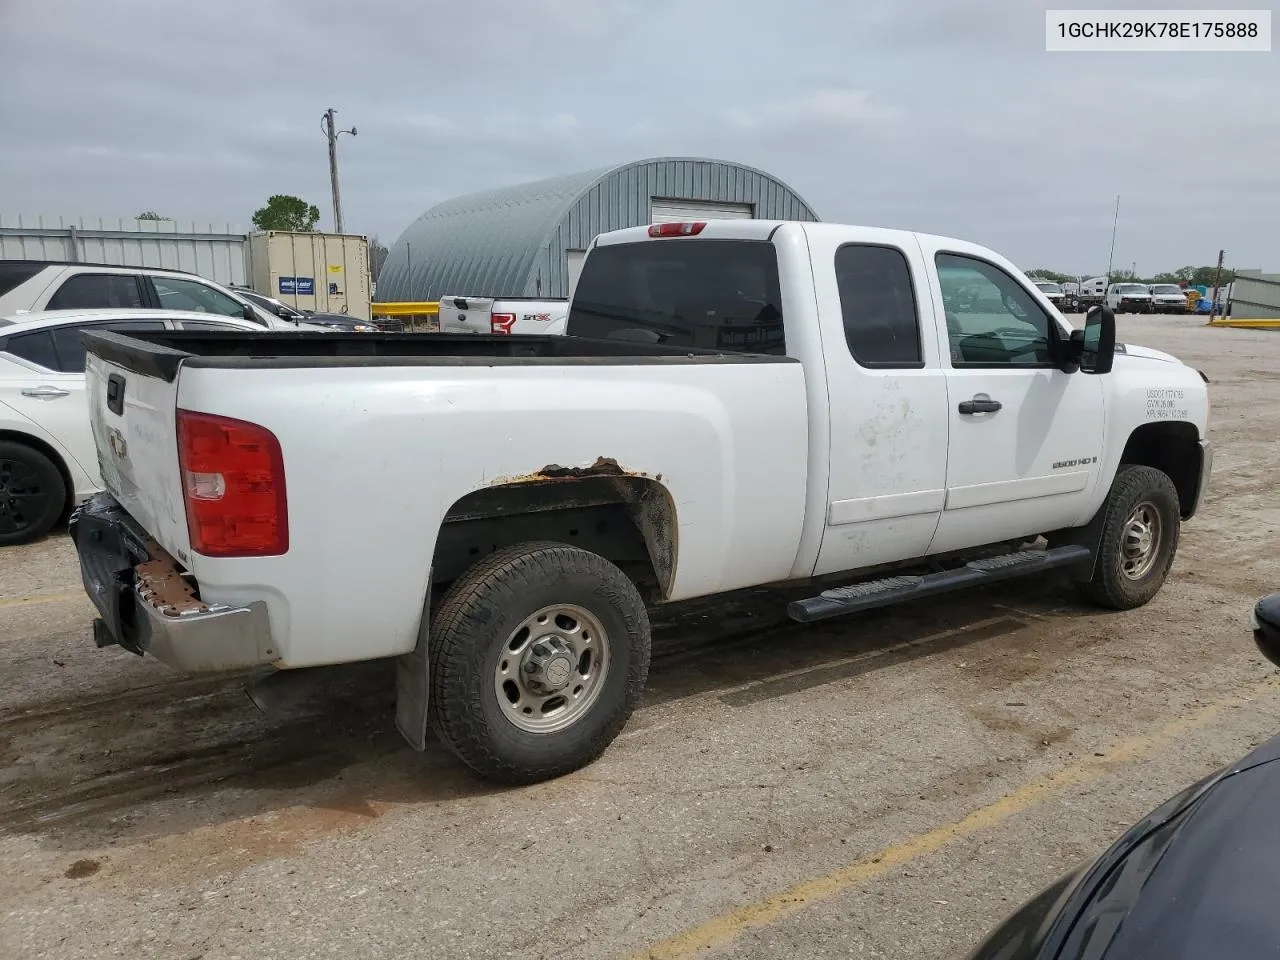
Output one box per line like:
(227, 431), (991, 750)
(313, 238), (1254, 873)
(1, 0), (1275, 274)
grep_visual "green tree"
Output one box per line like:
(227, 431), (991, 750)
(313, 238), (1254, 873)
(135, 210), (169, 221)
(1151, 272), (1182, 284)
(368, 235), (389, 280)
(252, 195), (320, 232)
(1190, 265), (1234, 288)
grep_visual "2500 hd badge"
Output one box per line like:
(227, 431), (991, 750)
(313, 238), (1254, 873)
(1053, 456), (1099, 469)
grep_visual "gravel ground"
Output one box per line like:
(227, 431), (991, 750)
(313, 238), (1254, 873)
(1, 314), (1277, 960)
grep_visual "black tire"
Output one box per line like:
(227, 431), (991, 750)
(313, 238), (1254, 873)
(0, 441), (66, 547)
(428, 541), (651, 784)
(1078, 465), (1181, 610)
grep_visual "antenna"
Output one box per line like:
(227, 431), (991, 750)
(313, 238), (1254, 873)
(1105, 194), (1120, 282)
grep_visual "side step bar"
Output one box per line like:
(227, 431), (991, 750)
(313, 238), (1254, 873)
(787, 545), (1092, 624)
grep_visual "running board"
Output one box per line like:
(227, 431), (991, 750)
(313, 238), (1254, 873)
(787, 546), (1092, 624)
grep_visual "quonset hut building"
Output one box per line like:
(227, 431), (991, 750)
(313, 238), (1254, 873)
(376, 157), (819, 302)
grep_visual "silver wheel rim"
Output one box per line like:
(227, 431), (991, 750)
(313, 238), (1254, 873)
(1120, 501), (1163, 580)
(493, 603), (610, 734)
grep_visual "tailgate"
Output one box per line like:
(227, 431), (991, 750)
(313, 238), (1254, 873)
(438, 296), (495, 334)
(84, 344), (191, 564)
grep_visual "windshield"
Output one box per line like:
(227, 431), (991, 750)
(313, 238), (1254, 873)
(1035, 282), (1063, 294)
(1151, 285), (1182, 295)
(1117, 284), (1148, 294)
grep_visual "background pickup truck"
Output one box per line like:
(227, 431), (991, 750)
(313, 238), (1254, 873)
(71, 219), (1211, 784)
(437, 295), (569, 336)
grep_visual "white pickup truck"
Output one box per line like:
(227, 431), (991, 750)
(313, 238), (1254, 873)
(437, 295), (569, 336)
(70, 219), (1212, 784)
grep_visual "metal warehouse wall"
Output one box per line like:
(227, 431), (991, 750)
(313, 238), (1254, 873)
(0, 214), (250, 286)
(1231, 271), (1280, 318)
(538, 159), (818, 299)
(379, 157), (819, 302)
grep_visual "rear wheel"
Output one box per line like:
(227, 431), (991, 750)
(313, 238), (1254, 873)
(1078, 465), (1181, 610)
(0, 441), (66, 546)
(429, 541), (651, 784)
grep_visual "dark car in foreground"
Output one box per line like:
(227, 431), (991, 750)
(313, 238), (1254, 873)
(966, 592), (1280, 960)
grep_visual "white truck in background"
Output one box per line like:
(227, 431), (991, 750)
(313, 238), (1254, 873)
(69, 219), (1212, 786)
(437, 295), (569, 336)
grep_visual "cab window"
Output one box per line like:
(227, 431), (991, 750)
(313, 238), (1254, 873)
(936, 253), (1055, 367)
(835, 244), (923, 367)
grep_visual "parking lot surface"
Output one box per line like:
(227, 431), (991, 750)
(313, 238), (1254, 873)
(1, 314), (1278, 960)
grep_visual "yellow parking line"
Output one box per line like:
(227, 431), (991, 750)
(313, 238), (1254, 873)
(0, 591), (88, 610)
(628, 675), (1279, 960)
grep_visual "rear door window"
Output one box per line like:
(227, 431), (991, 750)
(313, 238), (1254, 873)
(566, 240), (785, 354)
(51, 320), (168, 373)
(1, 330), (59, 370)
(46, 273), (146, 309)
(835, 244), (923, 367)
(149, 277), (247, 317)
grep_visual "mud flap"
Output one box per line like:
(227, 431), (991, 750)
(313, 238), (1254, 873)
(1049, 505), (1108, 582)
(394, 585), (432, 751)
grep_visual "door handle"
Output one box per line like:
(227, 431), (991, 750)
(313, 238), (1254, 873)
(21, 386), (70, 400)
(958, 397), (1002, 415)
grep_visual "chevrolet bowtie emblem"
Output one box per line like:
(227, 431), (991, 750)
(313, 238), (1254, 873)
(107, 428), (127, 459)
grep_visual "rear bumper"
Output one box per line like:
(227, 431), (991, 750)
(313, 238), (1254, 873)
(69, 493), (277, 672)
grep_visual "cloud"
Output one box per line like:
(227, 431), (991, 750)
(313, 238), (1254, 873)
(723, 89), (901, 129)
(0, 0), (1275, 274)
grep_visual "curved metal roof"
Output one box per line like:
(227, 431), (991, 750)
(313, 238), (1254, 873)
(377, 157), (818, 302)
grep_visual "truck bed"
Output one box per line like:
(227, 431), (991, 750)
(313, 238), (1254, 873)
(82, 330), (793, 382)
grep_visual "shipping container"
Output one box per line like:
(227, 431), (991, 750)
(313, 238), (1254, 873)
(246, 231), (371, 320)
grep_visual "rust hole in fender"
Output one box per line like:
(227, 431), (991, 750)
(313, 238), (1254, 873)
(534, 456), (629, 480)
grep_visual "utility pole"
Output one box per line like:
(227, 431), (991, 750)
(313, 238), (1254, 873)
(1210, 249), (1225, 323)
(321, 108), (357, 233)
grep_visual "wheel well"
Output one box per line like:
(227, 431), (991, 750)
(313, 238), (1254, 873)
(432, 475), (677, 602)
(0, 429), (75, 520)
(1120, 422), (1202, 517)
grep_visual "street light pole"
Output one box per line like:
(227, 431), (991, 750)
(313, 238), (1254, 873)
(321, 107), (357, 234)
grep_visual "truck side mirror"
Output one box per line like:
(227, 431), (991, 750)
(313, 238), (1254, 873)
(1078, 305), (1116, 374)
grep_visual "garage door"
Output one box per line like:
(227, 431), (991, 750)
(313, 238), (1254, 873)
(649, 199), (754, 223)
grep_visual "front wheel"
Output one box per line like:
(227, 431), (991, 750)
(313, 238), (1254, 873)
(1078, 465), (1181, 610)
(429, 542), (651, 784)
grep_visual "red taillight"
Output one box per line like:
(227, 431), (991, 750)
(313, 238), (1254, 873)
(491, 312), (516, 334)
(177, 410), (288, 557)
(648, 221), (706, 238)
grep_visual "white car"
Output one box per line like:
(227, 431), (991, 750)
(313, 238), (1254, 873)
(0, 260), (330, 331)
(70, 219), (1211, 785)
(0, 309), (269, 544)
